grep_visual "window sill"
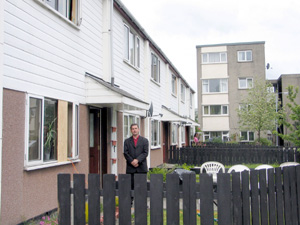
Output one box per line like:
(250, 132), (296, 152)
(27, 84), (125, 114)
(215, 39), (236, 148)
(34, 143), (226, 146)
(24, 159), (81, 171)
(151, 146), (161, 150)
(34, 0), (80, 30)
(123, 59), (140, 72)
(171, 93), (177, 98)
(202, 92), (228, 95)
(150, 79), (161, 87)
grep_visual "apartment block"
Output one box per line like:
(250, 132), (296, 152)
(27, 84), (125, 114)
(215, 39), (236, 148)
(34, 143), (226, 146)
(196, 41), (266, 142)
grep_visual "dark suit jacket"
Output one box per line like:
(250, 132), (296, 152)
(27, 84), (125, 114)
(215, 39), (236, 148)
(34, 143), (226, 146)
(123, 135), (149, 173)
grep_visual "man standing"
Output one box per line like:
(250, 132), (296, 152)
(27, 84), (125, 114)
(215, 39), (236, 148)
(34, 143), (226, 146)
(123, 123), (149, 197)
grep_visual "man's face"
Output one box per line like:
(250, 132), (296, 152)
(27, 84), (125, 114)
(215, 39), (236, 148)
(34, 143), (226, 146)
(131, 125), (139, 136)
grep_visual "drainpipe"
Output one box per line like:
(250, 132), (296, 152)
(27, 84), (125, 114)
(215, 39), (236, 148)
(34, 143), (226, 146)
(110, 0), (114, 87)
(0, 0), (4, 220)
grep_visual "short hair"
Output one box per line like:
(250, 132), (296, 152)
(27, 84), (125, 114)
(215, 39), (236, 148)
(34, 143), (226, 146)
(130, 123), (139, 129)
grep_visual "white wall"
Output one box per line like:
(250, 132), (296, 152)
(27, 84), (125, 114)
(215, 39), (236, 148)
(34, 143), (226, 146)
(3, 0), (103, 103)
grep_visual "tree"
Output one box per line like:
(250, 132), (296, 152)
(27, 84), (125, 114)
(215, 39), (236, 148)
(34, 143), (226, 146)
(275, 85), (300, 146)
(237, 81), (279, 144)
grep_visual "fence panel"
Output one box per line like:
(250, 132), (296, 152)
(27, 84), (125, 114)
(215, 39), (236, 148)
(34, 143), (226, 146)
(58, 173), (71, 225)
(134, 174), (147, 225)
(275, 167), (284, 225)
(166, 174), (180, 225)
(258, 169), (268, 225)
(267, 169), (276, 225)
(241, 171), (250, 225)
(217, 173), (232, 225)
(73, 174), (85, 225)
(297, 166), (300, 220)
(88, 174), (100, 225)
(250, 170), (259, 225)
(199, 173), (214, 225)
(118, 174), (131, 225)
(150, 174), (164, 225)
(182, 173), (196, 225)
(232, 172), (242, 225)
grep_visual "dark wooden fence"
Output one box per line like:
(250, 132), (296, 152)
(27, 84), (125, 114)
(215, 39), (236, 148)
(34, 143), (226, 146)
(168, 145), (299, 165)
(58, 166), (300, 224)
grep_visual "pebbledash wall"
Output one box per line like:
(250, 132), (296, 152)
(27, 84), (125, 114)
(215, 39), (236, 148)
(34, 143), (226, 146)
(1, 88), (90, 224)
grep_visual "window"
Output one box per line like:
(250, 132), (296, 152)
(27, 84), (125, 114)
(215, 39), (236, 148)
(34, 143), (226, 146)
(181, 126), (185, 144)
(151, 120), (161, 148)
(171, 75), (177, 95)
(124, 24), (140, 68)
(267, 87), (275, 93)
(239, 78), (253, 89)
(202, 79), (228, 93)
(26, 96), (79, 166)
(40, 0), (82, 25)
(123, 114), (140, 140)
(203, 131), (229, 142)
(181, 84), (186, 102)
(151, 53), (160, 83)
(240, 131), (254, 142)
(238, 50), (252, 62)
(171, 123), (178, 145)
(202, 52), (227, 64)
(190, 92), (193, 108)
(203, 105), (228, 115)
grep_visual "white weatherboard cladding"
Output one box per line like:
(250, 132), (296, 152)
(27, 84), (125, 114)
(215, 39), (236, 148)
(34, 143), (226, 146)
(201, 64), (228, 79)
(112, 9), (145, 102)
(3, 0), (103, 103)
(170, 94), (179, 113)
(201, 46), (227, 53)
(203, 117), (229, 131)
(202, 94), (228, 105)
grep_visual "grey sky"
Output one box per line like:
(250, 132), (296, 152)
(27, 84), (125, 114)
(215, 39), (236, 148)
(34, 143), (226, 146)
(120, 0), (300, 92)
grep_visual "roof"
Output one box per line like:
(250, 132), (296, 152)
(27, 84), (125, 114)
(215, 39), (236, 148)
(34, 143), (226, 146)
(196, 41), (265, 48)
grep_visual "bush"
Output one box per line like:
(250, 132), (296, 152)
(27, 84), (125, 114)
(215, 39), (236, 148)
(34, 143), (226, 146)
(254, 138), (272, 146)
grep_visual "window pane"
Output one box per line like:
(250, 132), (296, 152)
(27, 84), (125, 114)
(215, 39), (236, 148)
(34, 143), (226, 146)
(203, 106), (209, 115)
(210, 105), (221, 115)
(239, 78), (246, 88)
(44, 98), (58, 161)
(129, 31), (134, 65)
(246, 51), (252, 61)
(124, 116), (129, 139)
(89, 113), (94, 147)
(124, 26), (129, 60)
(209, 79), (220, 92)
(222, 105), (228, 114)
(221, 79), (228, 92)
(75, 105), (79, 157)
(241, 132), (247, 140)
(136, 37), (140, 67)
(211, 132), (221, 138)
(68, 103), (73, 158)
(209, 53), (220, 63)
(202, 53), (207, 63)
(28, 98), (42, 161)
(221, 53), (227, 62)
(247, 78), (253, 88)
(238, 52), (245, 61)
(58, 0), (67, 17)
(249, 132), (254, 141)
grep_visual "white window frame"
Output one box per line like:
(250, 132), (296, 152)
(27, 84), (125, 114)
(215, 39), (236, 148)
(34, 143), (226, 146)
(181, 83), (186, 103)
(123, 114), (140, 140)
(190, 92), (193, 108)
(151, 119), (161, 148)
(202, 52), (227, 64)
(202, 79), (228, 93)
(25, 95), (79, 167)
(171, 74), (177, 96)
(238, 50), (252, 62)
(123, 24), (141, 68)
(203, 105), (228, 116)
(238, 78), (253, 89)
(171, 123), (178, 145)
(203, 131), (229, 142)
(240, 131), (255, 142)
(36, 0), (82, 26)
(151, 53), (160, 83)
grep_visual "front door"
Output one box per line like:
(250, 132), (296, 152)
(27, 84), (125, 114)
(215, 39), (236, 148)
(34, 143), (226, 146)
(89, 108), (101, 174)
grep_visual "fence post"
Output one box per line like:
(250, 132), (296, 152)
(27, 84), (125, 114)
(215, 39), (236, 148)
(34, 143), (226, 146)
(88, 174), (100, 225)
(199, 173), (214, 225)
(182, 173), (196, 225)
(166, 174), (180, 225)
(58, 173), (71, 225)
(150, 174), (163, 225)
(73, 174), (86, 225)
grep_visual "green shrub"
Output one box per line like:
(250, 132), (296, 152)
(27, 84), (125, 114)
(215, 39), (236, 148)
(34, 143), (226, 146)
(254, 138), (272, 146)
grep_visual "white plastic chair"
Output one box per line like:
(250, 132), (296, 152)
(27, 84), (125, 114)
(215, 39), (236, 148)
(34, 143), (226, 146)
(280, 162), (300, 168)
(228, 164), (250, 173)
(255, 164), (274, 170)
(200, 161), (225, 184)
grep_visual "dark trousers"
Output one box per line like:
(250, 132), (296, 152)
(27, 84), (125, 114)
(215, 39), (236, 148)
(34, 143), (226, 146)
(127, 172), (147, 206)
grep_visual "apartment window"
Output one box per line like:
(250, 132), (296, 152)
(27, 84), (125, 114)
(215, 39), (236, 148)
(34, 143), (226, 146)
(123, 114), (140, 140)
(181, 84), (186, 102)
(241, 131), (254, 142)
(40, 0), (81, 25)
(202, 52), (227, 64)
(203, 131), (229, 141)
(124, 24), (140, 68)
(267, 87), (275, 93)
(151, 120), (161, 148)
(171, 123), (178, 145)
(171, 75), (177, 95)
(238, 50), (252, 62)
(202, 79), (228, 93)
(151, 53), (160, 83)
(203, 105), (228, 115)
(190, 92), (193, 108)
(239, 78), (253, 89)
(26, 96), (79, 166)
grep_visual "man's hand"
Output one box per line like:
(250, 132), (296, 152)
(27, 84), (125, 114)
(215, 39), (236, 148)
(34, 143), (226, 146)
(131, 159), (139, 167)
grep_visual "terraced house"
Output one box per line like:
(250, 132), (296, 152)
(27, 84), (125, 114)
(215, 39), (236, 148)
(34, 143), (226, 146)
(0, 0), (198, 223)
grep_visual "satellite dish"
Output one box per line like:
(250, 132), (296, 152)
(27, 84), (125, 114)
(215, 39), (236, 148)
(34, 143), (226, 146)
(148, 102), (153, 117)
(266, 63), (270, 70)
